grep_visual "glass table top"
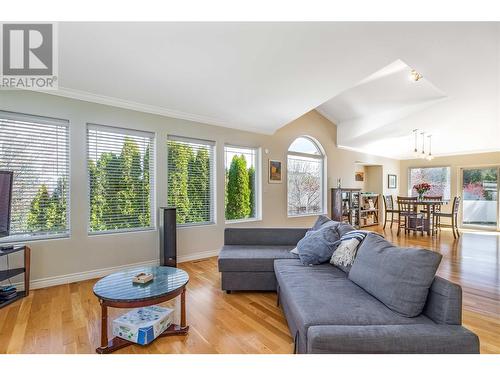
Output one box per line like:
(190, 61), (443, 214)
(93, 266), (189, 302)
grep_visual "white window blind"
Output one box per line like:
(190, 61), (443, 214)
(167, 135), (215, 226)
(87, 124), (155, 234)
(224, 145), (260, 221)
(0, 111), (70, 242)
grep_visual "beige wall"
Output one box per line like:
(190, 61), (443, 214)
(400, 151), (500, 216)
(365, 165), (384, 194)
(0, 91), (399, 285)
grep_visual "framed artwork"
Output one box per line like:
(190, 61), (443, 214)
(388, 174), (397, 189)
(268, 159), (282, 183)
(355, 171), (364, 182)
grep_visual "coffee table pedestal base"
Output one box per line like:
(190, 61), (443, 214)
(96, 324), (189, 354)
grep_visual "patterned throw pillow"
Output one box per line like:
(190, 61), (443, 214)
(330, 231), (370, 273)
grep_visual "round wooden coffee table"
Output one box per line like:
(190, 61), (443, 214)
(93, 266), (189, 354)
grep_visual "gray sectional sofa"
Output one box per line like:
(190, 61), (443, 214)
(217, 225), (480, 354)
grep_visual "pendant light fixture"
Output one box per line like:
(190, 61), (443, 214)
(410, 129), (435, 160)
(426, 135), (434, 160)
(413, 129), (419, 157)
(420, 131), (426, 159)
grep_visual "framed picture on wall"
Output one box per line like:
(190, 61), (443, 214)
(388, 174), (397, 189)
(268, 159), (282, 183)
(355, 171), (364, 182)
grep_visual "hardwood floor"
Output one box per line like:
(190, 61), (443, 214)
(0, 226), (499, 354)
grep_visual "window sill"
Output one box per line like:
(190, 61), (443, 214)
(225, 217), (262, 225)
(287, 212), (326, 219)
(88, 228), (157, 237)
(0, 232), (70, 245)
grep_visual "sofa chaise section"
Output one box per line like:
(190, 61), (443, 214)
(274, 259), (480, 354)
(218, 228), (307, 292)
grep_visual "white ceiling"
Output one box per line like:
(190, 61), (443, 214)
(320, 60), (446, 124)
(55, 22), (500, 159)
(317, 59), (449, 157)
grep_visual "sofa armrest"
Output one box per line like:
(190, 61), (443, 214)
(224, 228), (308, 246)
(423, 276), (462, 325)
(307, 325), (479, 354)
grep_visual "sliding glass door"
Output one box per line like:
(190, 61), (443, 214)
(461, 167), (499, 229)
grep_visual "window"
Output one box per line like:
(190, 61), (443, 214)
(224, 145), (260, 221)
(462, 167), (498, 227)
(167, 136), (215, 226)
(0, 111), (69, 242)
(287, 136), (325, 216)
(408, 166), (451, 200)
(87, 124), (155, 234)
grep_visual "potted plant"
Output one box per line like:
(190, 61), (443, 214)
(413, 182), (431, 200)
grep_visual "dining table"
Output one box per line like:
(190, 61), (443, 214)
(411, 199), (449, 235)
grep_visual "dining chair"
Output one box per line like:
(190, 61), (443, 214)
(434, 196), (461, 239)
(397, 196), (424, 236)
(421, 195), (443, 234)
(382, 195), (399, 229)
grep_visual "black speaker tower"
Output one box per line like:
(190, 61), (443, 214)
(159, 207), (177, 267)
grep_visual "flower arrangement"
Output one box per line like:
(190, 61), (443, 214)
(413, 182), (431, 200)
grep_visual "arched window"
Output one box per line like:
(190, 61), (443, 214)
(287, 136), (326, 216)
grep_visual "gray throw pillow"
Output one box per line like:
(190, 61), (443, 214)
(336, 222), (356, 237)
(297, 221), (340, 265)
(348, 233), (442, 317)
(290, 215), (332, 255)
(311, 215), (332, 231)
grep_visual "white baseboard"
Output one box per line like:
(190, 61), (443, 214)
(29, 259), (160, 290)
(177, 249), (219, 263)
(3, 249), (220, 291)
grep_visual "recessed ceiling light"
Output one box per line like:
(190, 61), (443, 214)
(410, 69), (423, 82)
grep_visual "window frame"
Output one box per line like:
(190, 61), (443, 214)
(167, 135), (217, 228)
(0, 110), (71, 244)
(224, 143), (262, 224)
(86, 123), (156, 236)
(407, 165), (452, 200)
(286, 136), (327, 218)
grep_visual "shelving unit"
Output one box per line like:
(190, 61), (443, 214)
(0, 245), (30, 309)
(357, 193), (380, 228)
(331, 188), (361, 225)
(331, 188), (380, 228)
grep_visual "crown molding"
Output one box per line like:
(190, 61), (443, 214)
(46, 87), (272, 135)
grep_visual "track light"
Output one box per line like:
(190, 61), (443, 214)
(410, 69), (423, 82)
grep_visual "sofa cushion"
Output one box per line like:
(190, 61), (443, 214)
(224, 228), (308, 246)
(307, 324), (480, 354)
(274, 259), (432, 335)
(297, 221), (341, 265)
(218, 245), (297, 272)
(348, 233), (442, 317)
